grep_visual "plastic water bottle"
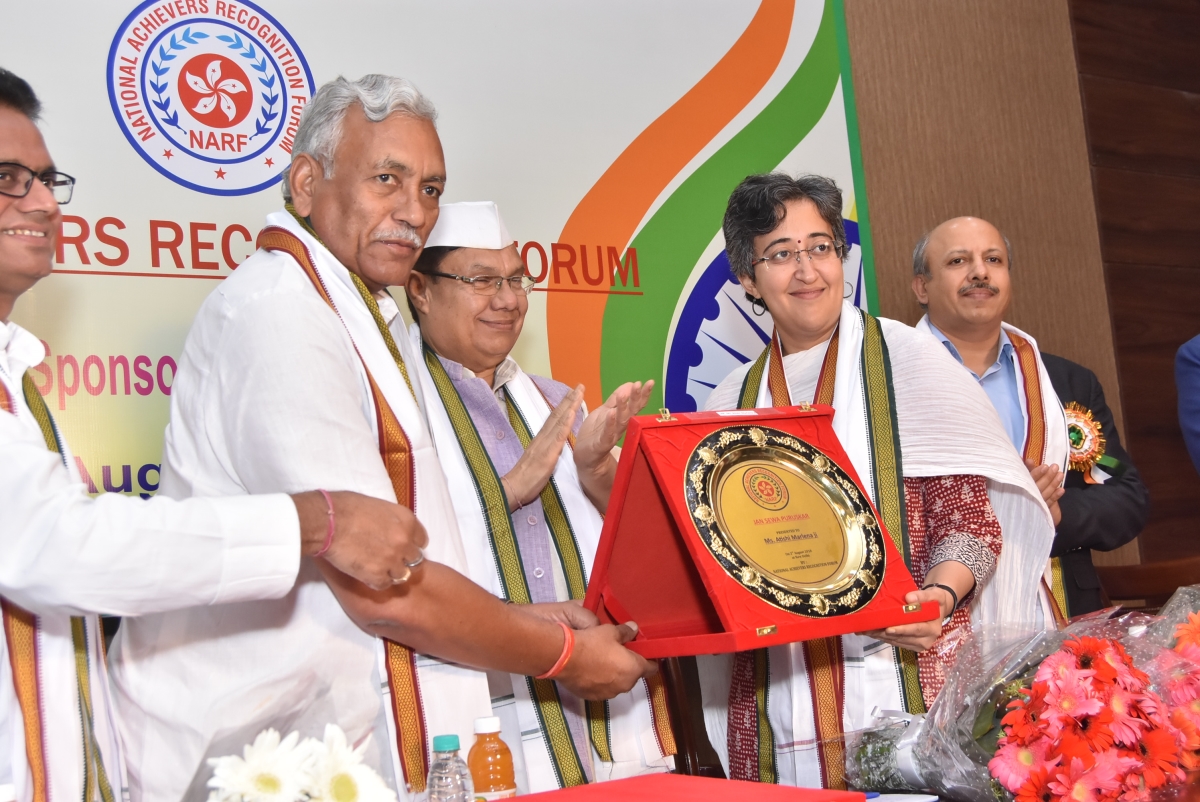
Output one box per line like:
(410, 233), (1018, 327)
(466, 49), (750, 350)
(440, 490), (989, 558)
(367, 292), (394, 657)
(427, 734), (474, 802)
(468, 717), (517, 799)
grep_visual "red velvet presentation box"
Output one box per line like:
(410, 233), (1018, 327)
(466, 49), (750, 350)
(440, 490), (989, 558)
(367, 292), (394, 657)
(584, 406), (938, 658)
(520, 773), (864, 801)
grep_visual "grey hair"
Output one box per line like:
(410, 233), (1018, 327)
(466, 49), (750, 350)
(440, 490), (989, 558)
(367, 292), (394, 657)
(281, 74), (437, 202)
(723, 173), (848, 283)
(912, 223), (1014, 277)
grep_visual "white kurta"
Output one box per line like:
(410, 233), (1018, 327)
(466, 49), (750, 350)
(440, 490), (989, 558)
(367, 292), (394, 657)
(0, 321), (300, 802)
(108, 211), (492, 802)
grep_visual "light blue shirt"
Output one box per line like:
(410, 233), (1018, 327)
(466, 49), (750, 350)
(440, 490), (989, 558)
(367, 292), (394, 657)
(927, 321), (1025, 450)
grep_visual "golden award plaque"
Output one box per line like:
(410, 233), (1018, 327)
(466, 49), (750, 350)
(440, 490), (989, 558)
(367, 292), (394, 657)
(684, 425), (885, 617)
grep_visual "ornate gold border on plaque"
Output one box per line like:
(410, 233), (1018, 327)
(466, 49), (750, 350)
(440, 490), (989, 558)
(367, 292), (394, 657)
(684, 425), (885, 617)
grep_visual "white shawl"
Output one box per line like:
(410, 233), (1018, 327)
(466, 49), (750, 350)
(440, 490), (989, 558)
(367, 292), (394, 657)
(263, 212), (493, 792)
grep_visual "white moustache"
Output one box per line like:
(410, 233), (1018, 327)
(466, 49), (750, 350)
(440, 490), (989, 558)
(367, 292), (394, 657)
(374, 228), (423, 249)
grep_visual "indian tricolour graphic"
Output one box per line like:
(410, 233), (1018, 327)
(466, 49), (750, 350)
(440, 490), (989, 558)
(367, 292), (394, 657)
(547, 0), (876, 415)
(107, 0), (314, 195)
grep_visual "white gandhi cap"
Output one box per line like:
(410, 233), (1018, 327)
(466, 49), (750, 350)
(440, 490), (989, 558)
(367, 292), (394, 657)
(426, 201), (514, 250)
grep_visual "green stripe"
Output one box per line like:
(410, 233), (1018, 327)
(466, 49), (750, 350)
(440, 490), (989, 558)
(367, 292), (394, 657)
(857, 312), (925, 715)
(738, 346), (770, 410)
(423, 350), (588, 784)
(424, 348), (529, 603)
(754, 648), (777, 784)
(832, 0), (880, 315)
(600, 0), (842, 409)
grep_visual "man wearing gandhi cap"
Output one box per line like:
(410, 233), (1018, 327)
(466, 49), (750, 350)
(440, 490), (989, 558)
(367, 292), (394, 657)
(405, 201), (676, 790)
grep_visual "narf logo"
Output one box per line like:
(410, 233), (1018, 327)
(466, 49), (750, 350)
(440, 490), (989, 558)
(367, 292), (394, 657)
(107, 0), (315, 196)
(743, 467), (789, 511)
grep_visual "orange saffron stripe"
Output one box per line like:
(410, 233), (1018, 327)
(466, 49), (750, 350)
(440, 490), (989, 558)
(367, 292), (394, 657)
(259, 227), (427, 787)
(3, 601), (49, 802)
(644, 673), (678, 757)
(803, 637), (846, 790)
(547, 0), (797, 408)
(766, 330), (791, 407)
(1008, 332), (1045, 465)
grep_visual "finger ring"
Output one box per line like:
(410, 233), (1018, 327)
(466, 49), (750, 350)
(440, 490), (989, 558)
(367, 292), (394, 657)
(390, 566), (413, 585)
(405, 552), (425, 569)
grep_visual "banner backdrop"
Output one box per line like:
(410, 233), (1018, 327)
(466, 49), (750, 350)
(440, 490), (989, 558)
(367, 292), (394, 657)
(6, 0), (876, 500)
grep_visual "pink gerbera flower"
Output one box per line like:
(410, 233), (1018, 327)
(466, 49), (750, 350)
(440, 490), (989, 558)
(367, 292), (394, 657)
(1037, 650), (1093, 689)
(1107, 687), (1149, 746)
(1049, 757), (1104, 802)
(989, 737), (1057, 792)
(1088, 749), (1138, 792)
(1043, 674), (1103, 733)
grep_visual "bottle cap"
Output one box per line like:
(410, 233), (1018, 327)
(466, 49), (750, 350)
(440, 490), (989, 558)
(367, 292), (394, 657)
(474, 716), (502, 734)
(432, 734), (460, 752)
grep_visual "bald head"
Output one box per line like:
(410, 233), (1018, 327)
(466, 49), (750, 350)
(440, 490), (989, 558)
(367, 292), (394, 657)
(911, 216), (1012, 338)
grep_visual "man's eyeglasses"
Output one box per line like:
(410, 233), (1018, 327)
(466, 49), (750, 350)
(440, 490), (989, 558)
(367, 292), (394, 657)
(0, 162), (76, 205)
(423, 271), (537, 296)
(751, 239), (845, 268)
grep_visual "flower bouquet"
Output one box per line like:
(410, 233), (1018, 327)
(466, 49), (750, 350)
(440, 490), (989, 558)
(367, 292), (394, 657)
(845, 584), (1200, 802)
(206, 724), (397, 802)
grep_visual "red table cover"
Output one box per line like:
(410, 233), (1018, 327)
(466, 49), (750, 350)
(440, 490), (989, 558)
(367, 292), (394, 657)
(519, 773), (865, 800)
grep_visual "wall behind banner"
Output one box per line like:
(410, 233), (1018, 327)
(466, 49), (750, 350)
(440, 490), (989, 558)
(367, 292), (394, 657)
(6, 0), (875, 495)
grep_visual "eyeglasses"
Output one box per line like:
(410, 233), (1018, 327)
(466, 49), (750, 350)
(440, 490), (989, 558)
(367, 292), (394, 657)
(0, 163), (76, 204)
(751, 239), (845, 268)
(423, 270), (537, 296)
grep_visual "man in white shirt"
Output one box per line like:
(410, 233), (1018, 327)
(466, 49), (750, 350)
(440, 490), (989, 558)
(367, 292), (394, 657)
(109, 74), (652, 801)
(0, 68), (427, 802)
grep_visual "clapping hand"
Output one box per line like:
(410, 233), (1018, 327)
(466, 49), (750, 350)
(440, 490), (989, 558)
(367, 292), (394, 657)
(501, 385), (585, 512)
(574, 380), (655, 510)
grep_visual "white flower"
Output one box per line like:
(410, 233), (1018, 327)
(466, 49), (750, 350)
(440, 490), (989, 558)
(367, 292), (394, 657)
(207, 728), (313, 802)
(306, 725), (397, 802)
(185, 59), (247, 121)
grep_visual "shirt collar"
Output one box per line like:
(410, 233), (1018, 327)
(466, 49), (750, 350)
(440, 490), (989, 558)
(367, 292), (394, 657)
(0, 321), (46, 381)
(436, 350), (520, 391)
(926, 319), (1013, 372)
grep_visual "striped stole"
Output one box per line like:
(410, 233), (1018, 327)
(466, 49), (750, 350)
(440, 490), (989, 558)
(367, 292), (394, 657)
(1, 374), (115, 802)
(729, 311), (924, 789)
(505, 381), (679, 767)
(422, 349), (593, 786)
(1008, 332), (1070, 624)
(256, 226), (431, 790)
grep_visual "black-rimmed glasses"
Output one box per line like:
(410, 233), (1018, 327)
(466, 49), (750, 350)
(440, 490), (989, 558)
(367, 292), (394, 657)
(423, 270), (537, 296)
(0, 163), (75, 205)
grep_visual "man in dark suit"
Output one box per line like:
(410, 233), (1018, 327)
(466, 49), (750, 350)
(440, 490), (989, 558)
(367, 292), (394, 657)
(1041, 352), (1149, 614)
(911, 216), (1149, 616)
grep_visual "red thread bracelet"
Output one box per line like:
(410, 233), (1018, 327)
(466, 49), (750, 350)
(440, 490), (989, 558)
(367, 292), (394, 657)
(314, 489), (335, 557)
(536, 622), (575, 680)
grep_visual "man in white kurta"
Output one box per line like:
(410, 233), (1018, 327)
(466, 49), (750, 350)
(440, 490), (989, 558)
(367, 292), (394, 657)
(406, 202), (672, 792)
(0, 69), (426, 802)
(108, 75), (650, 801)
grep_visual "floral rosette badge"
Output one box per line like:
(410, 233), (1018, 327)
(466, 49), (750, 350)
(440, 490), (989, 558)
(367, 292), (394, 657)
(107, 0), (315, 195)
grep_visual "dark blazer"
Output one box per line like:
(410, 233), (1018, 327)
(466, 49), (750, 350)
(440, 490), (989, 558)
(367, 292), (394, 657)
(1043, 352), (1149, 616)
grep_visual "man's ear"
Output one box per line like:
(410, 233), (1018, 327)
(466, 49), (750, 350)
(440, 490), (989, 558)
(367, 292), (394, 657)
(911, 273), (929, 306)
(407, 271), (432, 317)
(289, 154), (320, 217)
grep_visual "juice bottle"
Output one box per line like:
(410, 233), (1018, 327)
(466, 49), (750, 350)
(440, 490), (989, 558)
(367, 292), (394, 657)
(467, 716), (516, 800)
